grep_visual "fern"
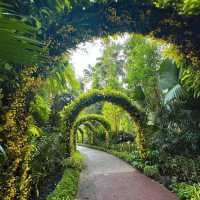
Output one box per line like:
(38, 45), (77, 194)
(164, 84), (185, 105)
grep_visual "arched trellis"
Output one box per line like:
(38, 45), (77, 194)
(46, 1), (200, 67)
(73, 114), (111, 148)
(64, 89), (146, 158)
(77, 122), (96, 144)
(78, 122), (100, 145)
(77, 125), (100, 144)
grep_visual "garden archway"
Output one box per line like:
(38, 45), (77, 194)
(49, 1), (200, 67)
(74, 114), (111, 148)
(64, 89), (146, 157)
(77, 122), (101, 145)
(77, 122), (97, 145)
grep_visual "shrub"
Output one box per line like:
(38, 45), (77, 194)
(159, 155), (200, 183)
(46, 169), (79, 200)
(191, 184), (200, 200)
(131, 150), (145, 170)
(170, 182), (197, 200)
(47, 151), (85, 200)
(63, 151), (85, 171)
(111, 151), (134, 163)
(146, 150), (159, 165)
(143, 165), (160, 179)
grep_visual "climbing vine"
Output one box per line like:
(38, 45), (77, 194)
(2, 67), (42, 200)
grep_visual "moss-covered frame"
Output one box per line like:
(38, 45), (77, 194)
(64, 89), (146, 157)
(74, 114), (111, 147)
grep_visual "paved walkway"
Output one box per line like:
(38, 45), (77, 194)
(77, 146), (179, 200)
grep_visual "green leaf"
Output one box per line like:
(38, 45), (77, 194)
(159, 59), (179, 90)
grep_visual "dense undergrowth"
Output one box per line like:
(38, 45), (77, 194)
(0, 0), (200, 199)
(46, 151), (85, 200)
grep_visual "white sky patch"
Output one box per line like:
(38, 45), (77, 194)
(69, 33), (130, 80)
(69, 39), (104, 78)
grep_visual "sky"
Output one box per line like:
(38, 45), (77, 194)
(69, 34), (129, 79)
(69, 39), (104, 78)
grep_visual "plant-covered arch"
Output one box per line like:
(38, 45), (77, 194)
(74, 114), (111, 148)
(36, 1), (199, 68)
(10, 0), (200, 66)
(64, 89), (146, 157)
(78, 122), (100, 145)
(77, 127), (85, 144)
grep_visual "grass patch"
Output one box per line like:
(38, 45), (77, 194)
(46, 151), (85, 200)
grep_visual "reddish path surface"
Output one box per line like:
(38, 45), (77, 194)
(77, 146), (179, 200)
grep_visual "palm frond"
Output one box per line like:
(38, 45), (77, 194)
(159, 59), (179, 90)
(164, 84), (185, 105)
(0, 2), (46, 65)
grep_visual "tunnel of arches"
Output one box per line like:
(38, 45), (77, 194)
(64, 89), (146, 158)
(74, 114), (111, 148)
(77, 123), (96, 145)
(77, 122), (104, 146)
(79, 122), (98, 144)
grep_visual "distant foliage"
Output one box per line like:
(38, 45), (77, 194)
(64, 89), (146, 157)
(154, 0), (200, 15)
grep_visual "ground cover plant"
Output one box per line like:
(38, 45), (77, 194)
(46, 151), (85, 200)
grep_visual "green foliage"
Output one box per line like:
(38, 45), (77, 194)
(30, 95), (51, 123)
(74, 114), (111, 134)
(74, 114), (111, 147)
(46, 151), (84, 200)
(125, 34), (159, 87)
(171, 182), (195, 200)
(0, 2), (46, 64)
(44, 63), (80, 96)
(103, 102), (132, 133)
(143, 165), (160, 178)
(192, 184), (200, 200)
(30, 132), (67, 195)
(111, 151), (134, 163)
(46, 169), (79, 200)
(131, 150), (146, 170)
(63, 151), (85, 171)
(26, 124), (43, 137)
(87, 40), (124, 90)
(152, 129), (200, 156)
(181, 67), (200, 98)
(164, 84), (185, 105)
(1, 0), (200, 198)
(153, 0), (200, 15)
(64, 89), (146, 156)
(171, 182), (200, 200)
(159, 59), (179, 90)
(159, 155), (200, 183)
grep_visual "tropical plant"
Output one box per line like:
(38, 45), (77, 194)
(0, 2), (46, 65)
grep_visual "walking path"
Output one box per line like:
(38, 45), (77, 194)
(77, 146), (179, 200)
